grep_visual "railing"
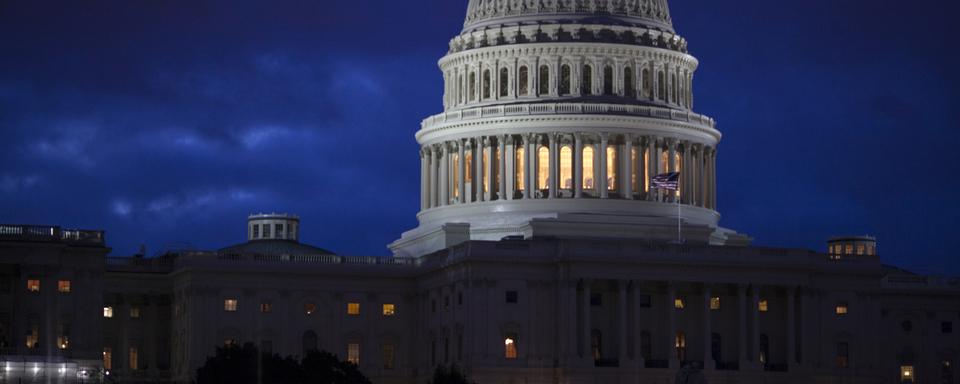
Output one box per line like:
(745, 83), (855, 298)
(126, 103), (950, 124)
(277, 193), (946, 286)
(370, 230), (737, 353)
(421, 102), (716, 131)
(883, 275), (960, 289)
(0, 224), (104, 246)
(106, 251), (421, 273)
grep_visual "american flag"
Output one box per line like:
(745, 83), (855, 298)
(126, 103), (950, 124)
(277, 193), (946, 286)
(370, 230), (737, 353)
(651, 172), (680, 190)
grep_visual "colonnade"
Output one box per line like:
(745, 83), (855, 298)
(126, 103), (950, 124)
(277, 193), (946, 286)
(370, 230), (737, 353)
(419, 133), (717, 212)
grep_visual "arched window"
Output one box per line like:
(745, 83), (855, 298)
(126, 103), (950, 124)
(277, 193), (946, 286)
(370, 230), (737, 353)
(504, 334), (518, 359)
(606, 145), (617, 191)
(640, 331), (652, 360)
(642, 68), (652, 99)
(582, 65), (593, 95)
(469, 72), (477, 101)
(452, 153), (460, 200)
(591, 329), (602, 361)
(711, 333), (722, 363)
(482, 70), (491, 99)
(759, 334), (769, 365)
(660, 150), (669, 174)
(538, 65), (550, 95)
(559, 65), (571, 95)
(603, 66), (614, 95)
(494, 146), (501, 196)
(560, 145), (573, 189)
(465, 152), (473, 183)
(518, 66), (529, 96)
(671, 73), (678, 103)
(482, 147), (490, 193)
(537, 146), (550, 190)
(499, 68), (509, 97)
(624, 67), (636, 98)
(583, 146), (595, 190)
(302, 330), (318, 356)
(515, 146), (525, 192)
(657, 71), (666, 101)
(675, 331), (686, 361)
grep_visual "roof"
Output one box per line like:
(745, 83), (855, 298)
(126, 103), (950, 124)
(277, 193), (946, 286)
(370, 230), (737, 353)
(218, 240), (335, 256)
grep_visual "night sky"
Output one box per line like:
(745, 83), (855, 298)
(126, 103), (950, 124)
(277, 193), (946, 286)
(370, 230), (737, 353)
(1, 1), (957, 275)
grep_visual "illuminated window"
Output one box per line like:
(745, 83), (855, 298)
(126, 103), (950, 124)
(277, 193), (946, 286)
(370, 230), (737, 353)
(836, 342), (849, 368)
(347, 343), (360, 365)
(583, 146), (595, 190)
(504, 335), (518, 359)
(518, 66), (529, 96)
(675, 331), (686, 361)
(591, 330), (602, 360)
(845, 244), (853, 255)
(129, 347), (139, 370)
(661, 150), (669, 174)
(103, 347), (113, 370)
(130, 307), (141, 319)
(538, 65), (550, 95)
(866, 244), (875, 256)
(836, 303), (848, 315)
(710, 297), (721, 310)
(347, 302), (360, 316)
(224, 299), (238, 312)
(560, 145), (573, 189)
(856, 244), (865, 255)
(383, 343), (396, 369)
(465, 151), (473, 184)
(25, 324), (39, 349)
(607, 145), (617, 190)
(643, 149), (650, 192)
(57, 323), (70, 349)
(582, 65), (593, 95)
(305, 303), (317, 315)
(758, 300), (769, 312)
(224, 339), (237, 347)
(537, 146), (549, 190)
(27, 279), (40, 292)
(900, 365), (914, 381)
(382, 304), (396, 316)
(260, 302), (272, 313)
(103, 306), (114, 318)
(674, 297), (685, 310)
(482, 147), (490, 193)
(515, 146), (525, 191)
(58, 280), (71, 293)
(559, 64), (571, 95)
(452, 153), (460, 199)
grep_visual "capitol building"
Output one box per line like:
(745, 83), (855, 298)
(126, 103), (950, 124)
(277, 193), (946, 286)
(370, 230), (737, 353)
(1, 1), (958, 384)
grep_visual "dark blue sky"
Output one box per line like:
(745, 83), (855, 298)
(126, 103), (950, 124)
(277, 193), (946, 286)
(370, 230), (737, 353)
(1, 0), (957, 275)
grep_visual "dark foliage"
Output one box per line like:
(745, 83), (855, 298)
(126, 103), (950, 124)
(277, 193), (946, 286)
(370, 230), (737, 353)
(429, 365), (472, 384)
(195, 343), (369, 384)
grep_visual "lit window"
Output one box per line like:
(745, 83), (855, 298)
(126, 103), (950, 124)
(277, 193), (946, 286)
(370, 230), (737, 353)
(103, 347), (113, 370)
(710, 297), (721, 310)
(58, 335), (70, 350)
(537, 146), (550, 190)
(260, 302), (272, 313)
(675, 332), (686, 361)
(674, 298), (685, 310)
(856, 244), (865, 255)
(844, 244), (853, 255)
(901, 365), (914, 381)
(836, 303), (849, 315)
(305, 303), (317, 315)
(560, 146), (573, 189)
(504, 336), (518, 359)
(129, 307), (141, 319)
(583, 146), (595, 190)
(347, 343), (360, 365)
(58, 280), (71, 293)
(515, 146), (525, 191)
(25, 325), (39, 349)
(103, 306), (114, 318)
(27, 279), (40, 292)
(347, 302), (360, 316)
(759, 300), (769, 312)
(383, 343), (396, 369)
(224, 299), (238, 312)
(382, 304), (396, 316)
(129, 347), (139, 371)
(224, 339), (237, 347)
(607, 145), (617, 191)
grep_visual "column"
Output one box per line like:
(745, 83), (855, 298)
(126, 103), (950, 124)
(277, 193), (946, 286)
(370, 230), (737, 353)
(529, 135), (540, 198)
(738, 284), (748, 367)
(787, 287), (797, 369)
(751, 285), (761, 369)
(617, 281), (628, 363)
(475, 137), (485, 202)
(439, 144), (449, 206)
(420, 148), (428, 210)
(710, 148), (718, 211)
(548, 133), (558, 199)
(458, 140), (467, 204)
(565, 281), (578, 365)
(498, 136), (507, 200)
(647, 138), (657, 201)
(581, 280), (592, 362)
(667, 283), (678, 369)
(522, 135), (532, 200)
(703, 286), (714, 370)
(505, 136), (515, 200)
(632, 281), (644, 365)
(429, 146), (438, 208)
(637, 137), (647, 200)
(599, 133), (609, 198)
(667, 139), (676, 202)
(484, 137), (494, 201)
(683, 142), (692, 204)
(574, 133), (583, 199)
(465, 139), (474, 204)
(624, 134), (634, 199)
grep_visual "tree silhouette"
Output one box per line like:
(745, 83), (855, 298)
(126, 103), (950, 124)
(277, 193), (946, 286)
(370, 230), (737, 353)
(429, 365), (473, 384)
(195, 343), (369, 384)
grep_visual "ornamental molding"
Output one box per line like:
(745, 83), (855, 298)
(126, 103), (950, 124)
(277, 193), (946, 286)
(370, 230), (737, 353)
(463, 0), (673, 31)
(441, 43), (697, 70)
(450, 22), (687, 54)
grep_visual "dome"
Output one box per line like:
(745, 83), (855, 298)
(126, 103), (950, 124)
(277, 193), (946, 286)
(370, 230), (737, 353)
(463, 0), (674, 33)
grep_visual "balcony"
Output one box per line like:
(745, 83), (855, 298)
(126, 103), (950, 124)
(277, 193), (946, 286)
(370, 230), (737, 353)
(0, 224), (104, 246)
